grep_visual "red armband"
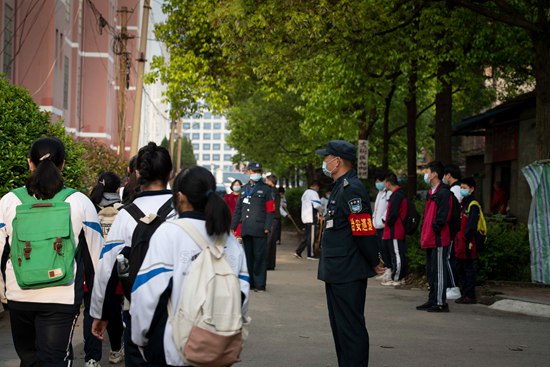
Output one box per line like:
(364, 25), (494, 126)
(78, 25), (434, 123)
(348, 213), (376, 236)
(265, 199), (275, 213)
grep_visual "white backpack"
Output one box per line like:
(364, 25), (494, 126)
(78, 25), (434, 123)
(97, 203), (123, 238)
(169, 219), (249, 367)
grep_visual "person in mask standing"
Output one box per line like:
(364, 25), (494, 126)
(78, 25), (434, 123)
(225, 179), (243, 239)
(316, 140), (381, 367)
(231, 162), (275, 292)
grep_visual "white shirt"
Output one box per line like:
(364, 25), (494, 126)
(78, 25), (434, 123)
(450, 184), (463, 203)
(373, 189), (392, 229)
(300, 188), (322, 224)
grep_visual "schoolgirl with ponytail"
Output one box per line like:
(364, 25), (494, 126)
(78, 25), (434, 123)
(129, 166), (250, 366)
(0, 137), (105, 365)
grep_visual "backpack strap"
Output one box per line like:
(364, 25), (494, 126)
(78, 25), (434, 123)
(11, 187), (76, 204)
(124, 203), (146, 223)
(467, 200), (481, 214)
(157, 198), (173, 219)
(172, 219), (227, 259)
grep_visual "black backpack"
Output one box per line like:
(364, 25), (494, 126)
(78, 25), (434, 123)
(403, 196), (421, 235)
(449, 193), (462, 239)
(118, 199), (173, 301)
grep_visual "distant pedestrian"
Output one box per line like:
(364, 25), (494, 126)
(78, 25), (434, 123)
(381, 172), (409, 286)
(230, 162), (275, 292)
(265, 174), (281, 270)
(443, 164), (462, 300)
(294, 181), (322, 260)
(0, 137), (104, 366)
(316, 140), (381, 367)
(416, 161), (453, 313)
(320, 190), (331, 215)
(224, 179), (243, 238)
(372, 172), (392, 282)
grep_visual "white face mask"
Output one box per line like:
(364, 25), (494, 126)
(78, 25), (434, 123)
(233, 185), (241, 192)
(250, 173), (262, 182)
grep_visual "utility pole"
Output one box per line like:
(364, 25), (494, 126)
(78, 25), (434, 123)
(116, 7), (131, 158)
(169, 119), (176, 159)
(130, 0), (151, 156)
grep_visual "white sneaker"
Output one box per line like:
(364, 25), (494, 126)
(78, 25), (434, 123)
(446, 287), (462, 300)
(85, 360), (101, 367)
(391, 280), (405, 286)
(375, 268), (388, 280)
(381, 279), (394, 286)
(109, 348), (125, 364)
(382, 268), (392, 282)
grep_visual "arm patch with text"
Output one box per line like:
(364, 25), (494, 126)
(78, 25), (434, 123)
(348, 213), (376, 236)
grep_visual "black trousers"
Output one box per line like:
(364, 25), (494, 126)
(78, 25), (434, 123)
(325, 280), (369, 367)
(9, 307), (79, 367)
(426, 246), (450, 306)
(122, 310), (148, 367)
(83, 292), (124, 362)
(376, 229), (391, 268)
(296, 223), (316, 258)
(243, 235), (268, 289)
(385, 239), (408, 281)
(267, 218), (280, 270)
(457, 258), (477, 299)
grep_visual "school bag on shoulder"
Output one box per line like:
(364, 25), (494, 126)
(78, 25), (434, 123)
(97, 203), (123, 238)
(467, 200), (488, 250)
(10, 187), (77, 289)
(118, 198), (173, 301)
(402, 195), (421, 235)
(169, 219), (249, 367)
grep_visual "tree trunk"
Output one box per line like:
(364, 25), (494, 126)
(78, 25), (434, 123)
(406, 67), (418, 199)
(382, 83), (397, 170)
(435, 61), (454, 164)
(534, 35), (550, 160)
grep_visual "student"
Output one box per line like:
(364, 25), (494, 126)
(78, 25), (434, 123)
(84, 172), (125, 366)
(0, 137), (104, 366)
(130, 166), (250, 366)
(90, 142), (174, 366)
(372, 172), (392, 281)
(443, 164), (462, 300)
(295, 181), (323, 259)
(454, 177), (481, 304)
(224, 179), (243, 238)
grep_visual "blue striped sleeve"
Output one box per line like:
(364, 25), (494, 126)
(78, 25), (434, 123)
(99, 241), (124, 259)
(239, 274), (250, 283)
(83, 221), (103, 236)
(132, 267), (172, 292)
(0, 223), (5, 229)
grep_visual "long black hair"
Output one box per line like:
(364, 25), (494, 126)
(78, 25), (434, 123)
(173, 166), (231, 236)
(136, 142), (172, 186)
(122, 155), (139, 204)
(90, 171), (121, 205)
(26, 137), (66, 199)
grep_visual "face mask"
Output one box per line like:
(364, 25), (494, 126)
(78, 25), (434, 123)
(233, 185), (241, 192)
(442, 178), (449, 185)
(322, 157), (338, 177)
(423, 173), (430, 184)
(250, 173), (262, 182)
(460, 188), (470, 198)
(375, 182), (385, 191)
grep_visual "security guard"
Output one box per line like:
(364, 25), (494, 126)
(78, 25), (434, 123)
(231, 162), (275, 292)
(316, 140), (381, 367)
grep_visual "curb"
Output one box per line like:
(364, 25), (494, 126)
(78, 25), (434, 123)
(489, 299), (550, 318)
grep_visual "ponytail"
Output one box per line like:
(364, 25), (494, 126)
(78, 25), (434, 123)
(26, 137), (66, 200)
(173, 166), (231, 236)
(90, 171), (121, 205)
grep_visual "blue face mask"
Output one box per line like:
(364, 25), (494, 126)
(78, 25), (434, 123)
(423, 173), (430, 184)
(460, 188), (470, 198)
(322, 157), (338, 177)
(375, 182), (385, 191)
(442, 178), (449, 185)
(233, 185), (241, 192)
(250, 173), (262, 182)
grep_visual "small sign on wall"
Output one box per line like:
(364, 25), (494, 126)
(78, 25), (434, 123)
(358, 139), (368, 179)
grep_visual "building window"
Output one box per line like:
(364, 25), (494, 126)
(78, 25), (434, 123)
(224, 144), (231, 150)
(213, 143), (221, 150)
(192, 143), (199, 150)
(183, 122), (190, 129)
(194, 154), (199, 160)
(224, 154), (232, 161)
(224, 165), (233, 171)
(192, 122), (200, 129)
(204, 122), (211, 130)
(3, 4), (14, 79)
(212, 154), (220, 161)
(203, 143), (211, 150)
(203, 133), (211, 140)
(204, 112), (212, 119)
(213, 133), (221, 140)
(214, 122), (221, 130)
(63, 56), (70, 109)
(203, 154), (210, 160)
(192, 133), (200, 140)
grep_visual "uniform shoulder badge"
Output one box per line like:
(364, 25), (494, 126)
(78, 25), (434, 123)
(348, 198), (362, 213)
(343, 178), (349, 187)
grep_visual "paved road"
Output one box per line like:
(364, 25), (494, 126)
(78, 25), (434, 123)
(1, 230), (550, 366)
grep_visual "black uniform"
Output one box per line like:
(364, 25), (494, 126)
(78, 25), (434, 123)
(318, 169), (379, 367)
(231, 179), (275, 290)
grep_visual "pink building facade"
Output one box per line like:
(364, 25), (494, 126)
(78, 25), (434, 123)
(1, 0), (142, 156)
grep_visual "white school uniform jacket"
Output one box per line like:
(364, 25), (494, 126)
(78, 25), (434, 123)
(301, 189), (322, 224)
(0, 189), (103, 311)
(130, 213), (250, 366)
(90, 190), (174, 319)
(373, 189), (392, 230)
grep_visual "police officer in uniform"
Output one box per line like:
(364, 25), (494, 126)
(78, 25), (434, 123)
(316, 140), (382, 367)
(231, 162), (275, 292)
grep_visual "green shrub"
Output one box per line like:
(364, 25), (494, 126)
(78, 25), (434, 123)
(281, 187), (305, 229)
(79, 139), (127, 193)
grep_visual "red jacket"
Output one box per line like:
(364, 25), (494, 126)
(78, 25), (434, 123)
(225, 192), (241, 237)
(420, 183), (452, 248)
(382, 187), (407, 240)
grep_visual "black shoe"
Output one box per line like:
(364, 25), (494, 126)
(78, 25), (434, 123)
(416, 302), (433, 310)
(426, 304), (449, 313)
(455, 296), (477, 304)
(254, 287), (266, 293)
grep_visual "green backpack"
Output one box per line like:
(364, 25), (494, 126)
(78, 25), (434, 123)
(10, 187), (77, 289)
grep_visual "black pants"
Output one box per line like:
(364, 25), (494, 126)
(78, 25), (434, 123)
(83, 292), (124, 362)
(325, 280), (369, 367)
(296, 223), (316, 258)
(426, 246), (450, 306)
(376, 229), (391, 268)
(385, 239), (408, 281)
(123, 310), (148, 367)
(267, 218), (280, 270)
(243, 235), (268, 289)
(9, 307), (79, 367)
(457, 258), (477, 299)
